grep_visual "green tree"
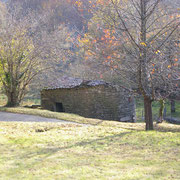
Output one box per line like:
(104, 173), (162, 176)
(0, 27), (42, 106)
(0, 2), (72, 106)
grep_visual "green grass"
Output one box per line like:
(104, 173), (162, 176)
(0, 121), (180, 180)
(0, 95), (40, 107)
(136, 99), (180, 121)
(22, 98), (40, 106)
(0, 98), (180, 179)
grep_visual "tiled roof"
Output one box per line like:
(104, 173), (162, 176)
(43, 77), (111, 90)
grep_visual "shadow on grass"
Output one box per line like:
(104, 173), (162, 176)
(7, 128), (180, 179)
(17, 131), (131, 164)
(119, 124), (180, 133)
(5, 131), (132, 174)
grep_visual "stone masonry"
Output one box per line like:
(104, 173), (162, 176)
(41, 77), (136, 122)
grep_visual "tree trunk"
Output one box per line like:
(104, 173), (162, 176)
(132, 97), (136, 123)
(144, 96), (153, 130)
(140, 0), (153, 130)
(171, 100), (175, 113)
(157, 99), (165, 123)
(6, 92), (19, 107)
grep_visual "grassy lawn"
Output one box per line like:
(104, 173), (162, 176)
(0, 120), (180, 179)
(0, 96), (180, 179)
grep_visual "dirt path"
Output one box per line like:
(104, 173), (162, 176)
(0, 112), (78, 124)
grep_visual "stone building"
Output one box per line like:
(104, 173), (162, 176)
(41, 77), (136, 122)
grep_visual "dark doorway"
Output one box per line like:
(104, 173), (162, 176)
(56, 102), (65, 112)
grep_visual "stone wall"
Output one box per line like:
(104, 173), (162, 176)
(41, 84), (135, 122)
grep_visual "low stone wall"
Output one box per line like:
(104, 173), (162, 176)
(41, 85), (135, 122)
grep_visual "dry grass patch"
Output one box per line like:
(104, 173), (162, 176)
(0, 106), (180, 132)
(0, 119), (180, 179)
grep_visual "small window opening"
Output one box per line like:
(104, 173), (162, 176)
(56, 102), (65, 112)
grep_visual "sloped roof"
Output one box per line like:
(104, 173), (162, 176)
(43, 77), (111, 90)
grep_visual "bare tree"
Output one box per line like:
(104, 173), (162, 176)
(0, 2), (72, 106)
(75, 0), (180, 130)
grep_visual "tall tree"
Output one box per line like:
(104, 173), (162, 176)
(76, 0), (180, 130)
(0, 2), (72, 106)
